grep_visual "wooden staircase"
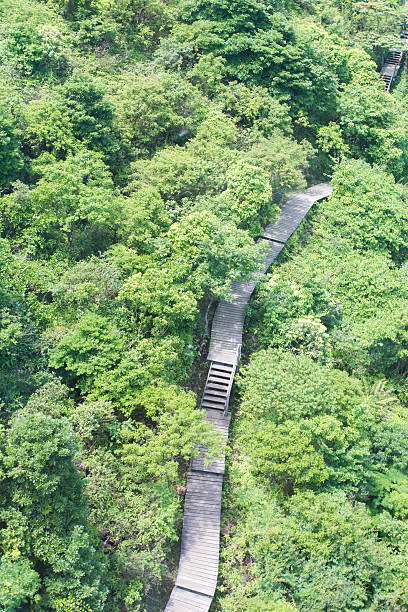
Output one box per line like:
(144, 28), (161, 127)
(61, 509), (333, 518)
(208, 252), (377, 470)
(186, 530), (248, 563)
(199, 361), (235, 413)
(380, 50), (404, 92)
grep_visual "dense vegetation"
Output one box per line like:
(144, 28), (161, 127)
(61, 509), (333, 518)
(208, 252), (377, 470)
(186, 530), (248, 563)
(219, 161), (408, 611)
(0, 0), (408, 610)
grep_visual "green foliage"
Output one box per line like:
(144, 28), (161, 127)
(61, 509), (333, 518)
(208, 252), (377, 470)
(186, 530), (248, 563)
(118, 187), (170, 251)
(119, 266), (197, 335)
(0, 239), (43, 410)
(327, 160), (408, 262)
(0, 411), (107, 609)
(52, 256), (121, 315)
(217, 161), (276, 236)
(170, 8), (340, 121)
(49, 312), (124, 393)
(90, 338), (193, 416)
(60, 72), (119, 164)
(4, 22), (70, 77)
(166, 209), (266, 298)
(343, 0), (404, 50)
(0, 150), (120, 256)
(0, 99), (22, 191)
(2, 0), (408, 608)
(338, 84), (408, 178)
(217, 82), (293, 136)
(235, 350), (372, 494)
(115, 72), (206, 153)
(221, 488), (408, 611)
(0, 557), (40, 611)
(22, 98), (79, 160)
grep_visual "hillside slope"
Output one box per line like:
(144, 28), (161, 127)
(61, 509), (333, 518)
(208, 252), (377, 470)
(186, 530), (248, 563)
(0, 0), (407, 611)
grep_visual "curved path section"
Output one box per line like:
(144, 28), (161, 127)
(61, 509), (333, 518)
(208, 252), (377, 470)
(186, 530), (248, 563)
(165, 183), (333, 612)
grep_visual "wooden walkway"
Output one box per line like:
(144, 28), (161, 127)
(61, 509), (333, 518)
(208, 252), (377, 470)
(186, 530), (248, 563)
(380, 50), (404, 91)
(165, 183), (333, 611)
(380, 2), (408, 92)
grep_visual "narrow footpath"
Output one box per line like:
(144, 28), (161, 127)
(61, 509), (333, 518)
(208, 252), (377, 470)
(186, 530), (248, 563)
(165, 183), (333, 612)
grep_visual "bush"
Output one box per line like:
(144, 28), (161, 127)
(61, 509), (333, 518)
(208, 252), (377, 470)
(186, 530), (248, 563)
(4, 23), (70, 77)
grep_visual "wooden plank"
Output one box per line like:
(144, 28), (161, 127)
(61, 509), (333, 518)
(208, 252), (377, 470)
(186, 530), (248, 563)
(179, 555), (219, 569)
(168, 587), (212, 611)
(181, 532), (220, 544)
(186, 473), (224, 483)
(181, 524), (220, 536)
(185, 484), (223, 495)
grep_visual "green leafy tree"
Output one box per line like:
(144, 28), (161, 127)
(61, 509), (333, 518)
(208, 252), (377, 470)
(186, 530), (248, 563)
(0, 151), (120, 256)
(173, 9), (338, 119)
(166, 209), (266, 298)
(115, 72), (206, 154)
(119, 266), (198, 336)
(325, 159), (408, 262)
(338, 84), (408, 177)
(216, 161), (276, 236)
(216, 82), (293, 136)
(52, 256), (121, 316)
(90, 337), (192, 416)
(0, 557), (41, 611)
(49, 312), (125, 393)
(60, 73), (119, 164)
(221, 491), (408, 611)
(0, 100), (22, 191)
(4, 23), (70, 77)
(119, 187), (170, 251)
(22, 98), (79, 161)
(0, 412), (107, 609)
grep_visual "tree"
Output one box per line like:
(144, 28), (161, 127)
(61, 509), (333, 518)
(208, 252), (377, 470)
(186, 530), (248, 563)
(235, 350), (373, 493)
(115, 72), (206, 154)
(326, 160), (408, 262)
(172, 10), (338, 120)
(60, 73), (119, 165)
(119, 266), (198, 336)
(216, 161), (276, 236)
(52, 256), (121, 316)
(0, 411), (107, 609)
(244, 132), (311, 200)
(244, 418), (329, 494)
(236, 349), (365, 425)
(0, 100), (22, 191)
(0, 151), (120, 256)
(338, 84), (408, 178)
(222, 491), (408, 611)
(345, 0), (405, 51)
(0, 239), (42, 411)
(22, 98), (79, 161)
(4, 23), (70, 77)
(166, 209), (266, 298)
(90, 338), (192, 416)
(178, 0), (276, 31)
(49, 312), (124, 393)
(118, 188), (170, 251)
(216, 82), (293, 136)
(0, 557), (40, 611)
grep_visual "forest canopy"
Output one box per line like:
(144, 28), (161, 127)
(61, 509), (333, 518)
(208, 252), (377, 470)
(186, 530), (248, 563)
(0, 0), (408, 610)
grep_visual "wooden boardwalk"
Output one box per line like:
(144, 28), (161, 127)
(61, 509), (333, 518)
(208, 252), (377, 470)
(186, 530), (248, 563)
(165, 183), (333, 611)
(380, 50), (404, 92)
(380, 2), (408, 93)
